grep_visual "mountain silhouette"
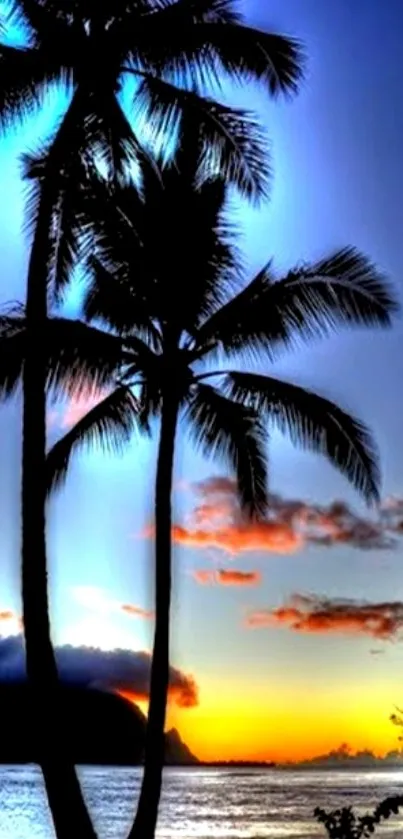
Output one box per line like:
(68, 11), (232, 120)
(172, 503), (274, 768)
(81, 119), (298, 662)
(0, 682), (199, 765)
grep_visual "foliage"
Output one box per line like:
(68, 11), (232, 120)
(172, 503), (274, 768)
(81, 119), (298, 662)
(1, 0), (306, 203)
(390, 707), (403, 741)
(0, 128), (396, 506)
(314, 796), (403, 839)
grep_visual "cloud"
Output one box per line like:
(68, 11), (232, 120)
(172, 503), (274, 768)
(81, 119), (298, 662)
(0, 635), (198, 707)
(120, 604), (154, 619)
(194, 477), (238, 498)
(0, 610), (20, 624)
(192, 570), (215, 585)
(73, 587), (153, 620)
(0, 611), (23, 635)
(192, 569), (261, 586)
(174, 523), (302, 555)
(245, 594), (403, 640)
(168, 477), (400, 557)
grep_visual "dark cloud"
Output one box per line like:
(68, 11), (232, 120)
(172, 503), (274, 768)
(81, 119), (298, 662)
(0, 636), (198, 707)
(245, 593), (403, 640)
(170, 476), (400, 556)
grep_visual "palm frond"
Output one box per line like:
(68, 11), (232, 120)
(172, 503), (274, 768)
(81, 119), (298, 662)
(125, 1), (302, 96)
(136, 378), (162, 427)
(0, 315), (133, 401)
(0, 330), (26, 397)
(82, 255), (162, 350)
(139, 0), (240, 26)
(0, 303), (26, 334)
(194, 262), (276, 361)
(21, 89), (94, 240)
(124, 3), (225, 89)
(278, 246), (399, 330)
(80, 172), (146, 272)
(192, 24), (304, 96)
(10, 0), (71, 43)
(185, 382), (268, 518)
(82, 163), (236, 335)
(225, 371), (380, 504)
(21, 90), (122, 298)
(94, 93), (162, 182)
(0, 43), (63, 126)
(196, 248), (398, 361)
(135, 75), (271, 202)
(46, 386), (142, 493)
(51, 176), (87, 297)
(44, 318), (129, 397)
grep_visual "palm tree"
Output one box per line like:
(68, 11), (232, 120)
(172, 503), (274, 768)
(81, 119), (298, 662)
(0, 2), (304, 834)
(6, 138), (393, 838)
(2, 0), (305, 200)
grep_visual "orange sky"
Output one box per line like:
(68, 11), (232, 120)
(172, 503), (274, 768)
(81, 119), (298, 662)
(120, 673), (401, 763)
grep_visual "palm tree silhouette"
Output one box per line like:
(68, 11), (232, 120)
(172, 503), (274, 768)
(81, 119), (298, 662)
(0, 2), (304, 834)
(10, 134), (392, 839)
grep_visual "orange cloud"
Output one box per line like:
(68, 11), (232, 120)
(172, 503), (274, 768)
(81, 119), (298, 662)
(245, 594), (403, 640)
(118, 674), (198, 708)
(173, 523), (302, 555)
(0, 611), (17, 622)
(193, 569), (261, 586)
(218, 569), (261, 585)
(192, 569), (215, 585)
(121, 604), (154, 620)
(0, 611), (22, 634)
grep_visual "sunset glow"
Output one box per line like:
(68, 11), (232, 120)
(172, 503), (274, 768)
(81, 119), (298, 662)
(0, 0), (402, 776)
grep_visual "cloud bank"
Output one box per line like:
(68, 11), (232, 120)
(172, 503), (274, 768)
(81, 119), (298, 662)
(0, 635), (198, 707)
(245, 593), (403, 640)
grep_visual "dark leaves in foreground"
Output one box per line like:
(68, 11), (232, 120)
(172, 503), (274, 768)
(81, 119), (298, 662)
(314, 797), (403, 839)
(46, 386), (142, 492)
(225, 371), (380, 504)
(135, 76), (271, 202)
(186, 383), (268, 519)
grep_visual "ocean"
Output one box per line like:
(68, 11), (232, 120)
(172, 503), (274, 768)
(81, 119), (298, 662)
(1, 766), (403, 839)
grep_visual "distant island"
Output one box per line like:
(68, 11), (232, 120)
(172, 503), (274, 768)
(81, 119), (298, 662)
(0, 682), (199, 766)
(278, 744), (403, 770)
(2, 685), (398, 772)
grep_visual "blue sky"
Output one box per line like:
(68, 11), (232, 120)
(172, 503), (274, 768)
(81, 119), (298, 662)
(0, 0), (402, 760)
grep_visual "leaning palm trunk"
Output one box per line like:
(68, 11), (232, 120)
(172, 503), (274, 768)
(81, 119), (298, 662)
(128, 395), (179, 839)
(22, 186), (97, 839)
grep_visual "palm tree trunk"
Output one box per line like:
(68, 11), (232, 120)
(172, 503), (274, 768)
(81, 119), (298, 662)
(22, 188), (98, 839)
(128, 394), (179, 839)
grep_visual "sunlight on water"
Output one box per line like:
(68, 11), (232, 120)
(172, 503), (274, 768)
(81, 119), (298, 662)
(0, 767), (403, 839)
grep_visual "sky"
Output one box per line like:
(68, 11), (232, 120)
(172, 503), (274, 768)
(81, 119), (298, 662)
(0, 0), (403, 763)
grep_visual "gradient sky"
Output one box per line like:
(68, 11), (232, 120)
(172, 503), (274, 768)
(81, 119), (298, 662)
(1, 0), (403, 762)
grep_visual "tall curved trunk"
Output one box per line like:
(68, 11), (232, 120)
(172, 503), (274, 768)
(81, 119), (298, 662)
(22, 185), (97, 839)
(128, 394), (179, 839)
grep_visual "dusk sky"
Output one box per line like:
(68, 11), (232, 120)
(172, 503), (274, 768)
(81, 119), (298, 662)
(1, 0), (403, 763)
